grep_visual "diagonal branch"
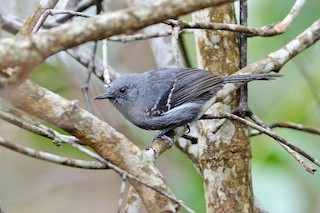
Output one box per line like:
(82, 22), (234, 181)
(0, 0), (235, 87)
(5, 80), (177, 212)
(203, 113), (318, 174)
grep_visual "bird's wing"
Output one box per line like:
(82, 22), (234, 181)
(149, 68), (223, 116)
(169, 68), (223, 108)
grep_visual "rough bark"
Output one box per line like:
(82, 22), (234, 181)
(192, 3), (254, 212)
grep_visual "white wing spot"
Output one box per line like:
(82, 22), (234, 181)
(166, 78), (176, 110)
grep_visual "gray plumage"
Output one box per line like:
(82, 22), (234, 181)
(94, 68), (280, 131)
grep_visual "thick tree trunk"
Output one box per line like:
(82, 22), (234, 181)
(192, 3), (255, 212)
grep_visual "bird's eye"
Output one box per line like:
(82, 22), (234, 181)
(119, 87), (127, 94)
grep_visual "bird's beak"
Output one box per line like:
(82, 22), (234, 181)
(93, 93), (112, 100)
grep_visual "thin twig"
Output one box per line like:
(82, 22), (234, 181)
(223, 112), (319, 173)
(34, 9), (94, 32)
(47, 9), (94, 18)
(109, 30), (175, 42)
(66, 46), (120, 82)
(164, 19), (277, 37)
(81, 41), (97, 114)
(44, 0), (100, 27)
(117, 174), (127, 213)
(164, 0), (305, 37)
(101, 2), (110, 85)
(249, 114), (269, 129)
(202, 113), (319, 174)
(171, 25), (183, 67)
(102, 39), (111, 84)
(250, 121), (320, 137)
(81, 85), (94, 113)
(0, 137), (107, 169)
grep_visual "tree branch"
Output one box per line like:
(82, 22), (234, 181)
(164, 0), (305, 37)
(202, 113), (319, 174)
(0, 0), (234, 87)
(5, 80), (178, 212)
(250, 121), (320, 137)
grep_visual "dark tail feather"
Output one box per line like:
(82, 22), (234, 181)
(222, 73), (282, 83)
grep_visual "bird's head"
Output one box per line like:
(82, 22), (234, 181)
(93, 74), (140, 111)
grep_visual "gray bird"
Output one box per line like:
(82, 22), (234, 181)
(94, 68), (279, 139)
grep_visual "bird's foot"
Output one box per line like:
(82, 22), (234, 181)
(152, 129), (174, 146)
(232, 103), (253, 117)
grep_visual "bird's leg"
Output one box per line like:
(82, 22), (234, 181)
(182, 134), (198, 144)
(152, 125), (189, 146)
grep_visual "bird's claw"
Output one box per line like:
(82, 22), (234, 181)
(152, 130), (174, 146)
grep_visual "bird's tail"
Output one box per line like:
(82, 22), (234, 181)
(222, 73), (282, 83)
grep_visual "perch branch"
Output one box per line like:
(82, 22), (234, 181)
(0, 103), (194, 212)
(5, 79), (192, 212)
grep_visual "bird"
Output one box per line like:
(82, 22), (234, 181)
(94, 67), (280, 140)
